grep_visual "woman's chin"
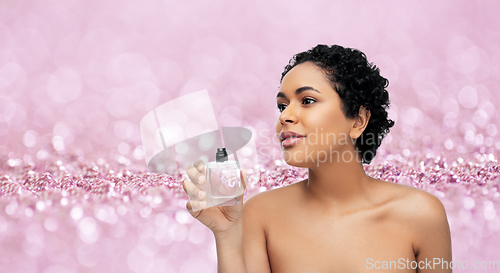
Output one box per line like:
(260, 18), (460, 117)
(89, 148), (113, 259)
(282, 156), (313, 168)
(284, 160), (308, 168)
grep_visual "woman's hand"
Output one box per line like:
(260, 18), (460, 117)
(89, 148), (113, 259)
(182, 159), (248, 236)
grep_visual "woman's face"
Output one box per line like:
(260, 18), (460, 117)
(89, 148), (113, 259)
(275, 61), (357, 167)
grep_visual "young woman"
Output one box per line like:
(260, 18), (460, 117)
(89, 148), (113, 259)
(183, 44), (452, 272)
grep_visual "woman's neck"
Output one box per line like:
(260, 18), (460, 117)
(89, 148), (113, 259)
(304, 152), (374, 210)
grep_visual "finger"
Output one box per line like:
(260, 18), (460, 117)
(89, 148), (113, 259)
(184, 179), (206, 199)
(193, 159), (206, 172)
(186, 201), (202, 217)
(186, 200), (207, 214)
(240, 169), (248, 190)
(186, 164), (206, 185)
(183, 179), (206, 200)
(198, 174), (205, 185)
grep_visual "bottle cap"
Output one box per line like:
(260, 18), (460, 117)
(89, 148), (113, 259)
(216, 148), (228, 162)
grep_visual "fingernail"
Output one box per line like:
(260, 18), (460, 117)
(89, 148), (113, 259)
(198, 191), (205, 199)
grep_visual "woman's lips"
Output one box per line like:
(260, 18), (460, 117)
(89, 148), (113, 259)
(282, 136), (305, 148)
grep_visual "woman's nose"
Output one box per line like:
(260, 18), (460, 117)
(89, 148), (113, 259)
(279, 104), (298, 125)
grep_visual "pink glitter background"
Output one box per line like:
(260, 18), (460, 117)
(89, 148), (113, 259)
(1, 0), (499, 272)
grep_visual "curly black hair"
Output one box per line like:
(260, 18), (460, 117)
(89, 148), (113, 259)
(281, 44), (395, 164)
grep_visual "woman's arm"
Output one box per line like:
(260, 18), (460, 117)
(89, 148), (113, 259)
(242, 194), (272, 273)
(412, 192), (453, 273)
(214, 194), (272, 273)
(214, 221), (246, 273)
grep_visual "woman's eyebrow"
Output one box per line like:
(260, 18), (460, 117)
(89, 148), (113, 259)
(276, 86), (321, 98)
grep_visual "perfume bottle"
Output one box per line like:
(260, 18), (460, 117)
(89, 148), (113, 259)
(204, 148), (245, 207)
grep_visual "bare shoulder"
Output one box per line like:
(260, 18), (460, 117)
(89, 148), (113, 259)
(378, 179), (448, 221)
(374, 179), (451, 253)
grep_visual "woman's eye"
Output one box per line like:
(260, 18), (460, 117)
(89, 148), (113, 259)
(302, 98), (316, 105)
(277, 104), (287, 113)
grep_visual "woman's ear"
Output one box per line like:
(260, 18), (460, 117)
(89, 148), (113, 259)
(350, 106), (371, 139)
